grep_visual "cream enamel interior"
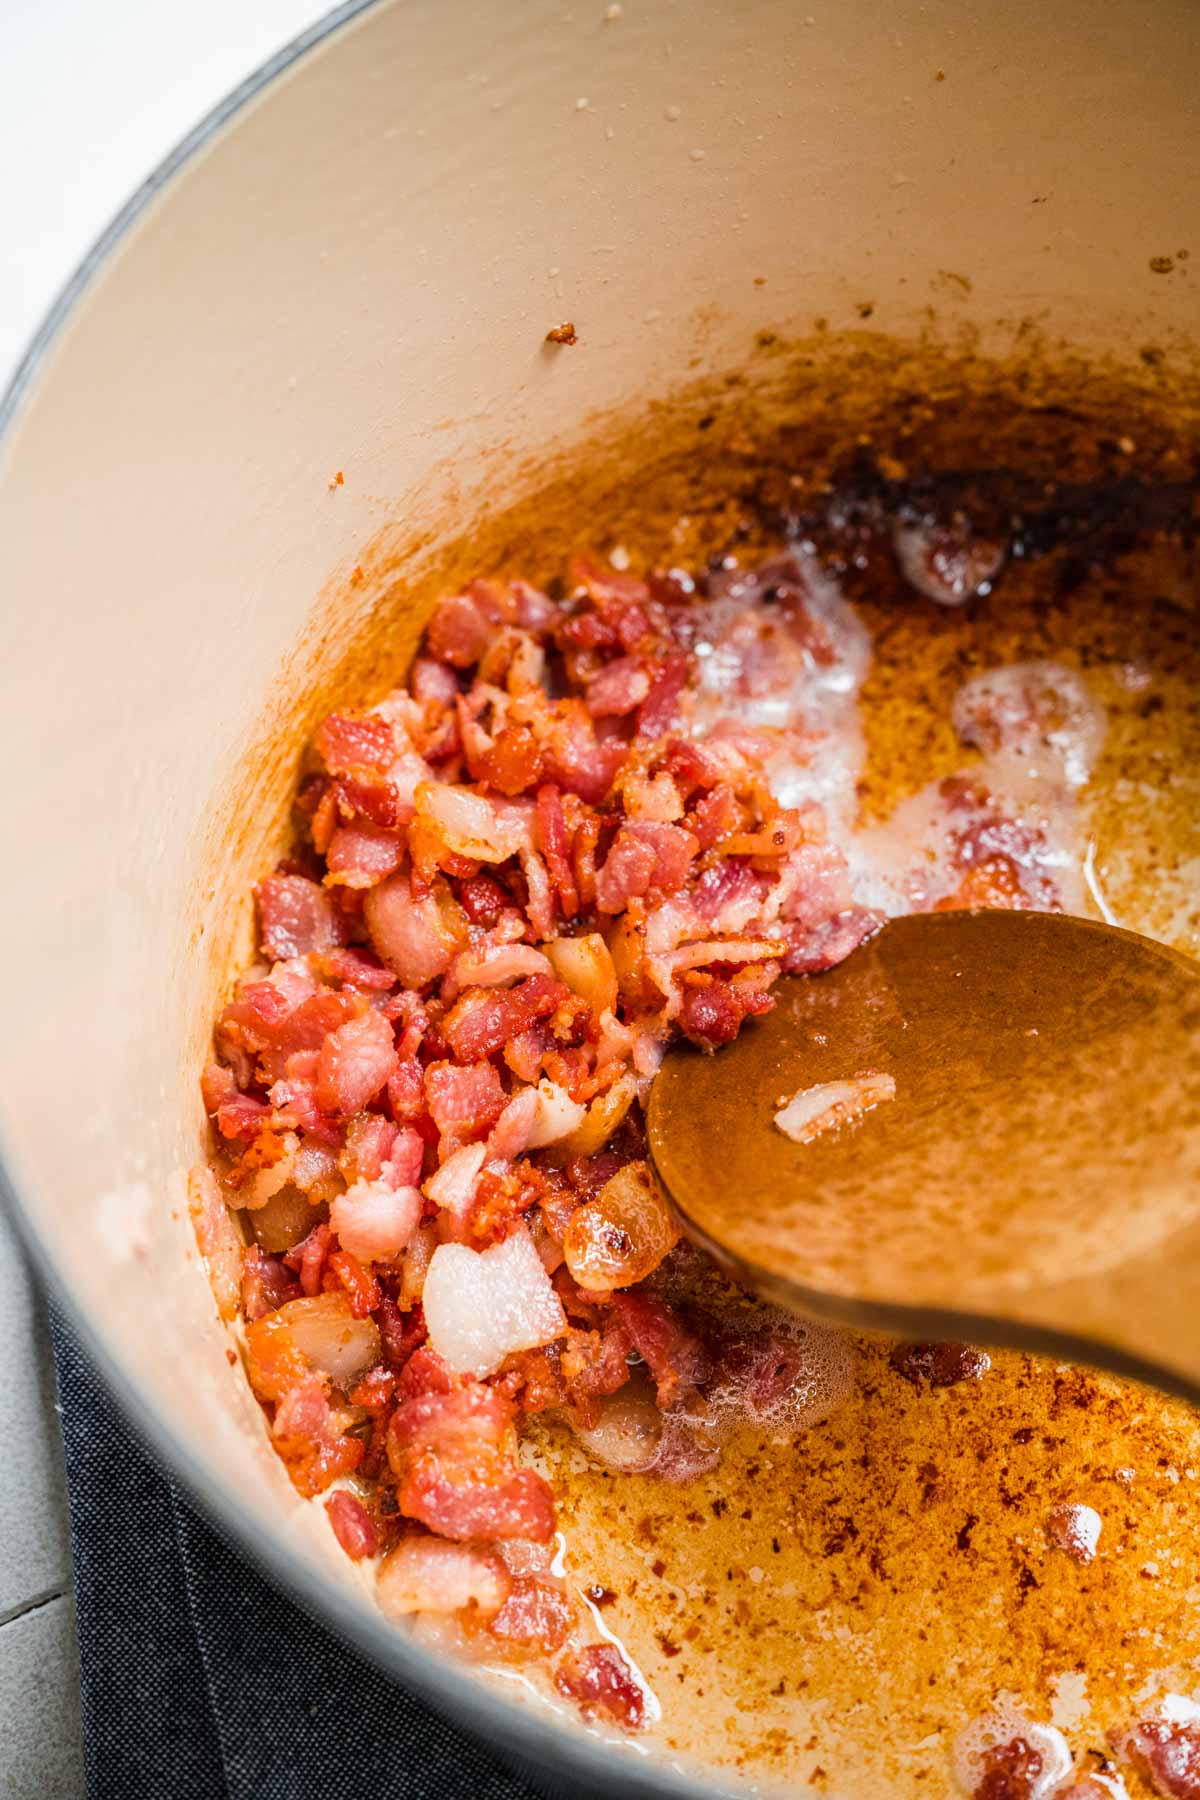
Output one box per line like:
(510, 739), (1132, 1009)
(0, 0), (1196, 1793)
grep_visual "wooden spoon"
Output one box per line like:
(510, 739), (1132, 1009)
(646, 911), (1200, 1401)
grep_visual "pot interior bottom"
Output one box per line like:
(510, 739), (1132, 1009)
(279, 337), (1200, 1798)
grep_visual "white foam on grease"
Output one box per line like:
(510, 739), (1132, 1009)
(690, 552), (872, 834)
(951, 661), (1107, 789)
(704, 1310), (856, 1443)
(847, 662), (1108, 922)
(952, 1705), (1073, 1798)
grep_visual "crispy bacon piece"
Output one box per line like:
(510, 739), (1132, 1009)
(487, 1574), (575, 1654)
(271, 1379), (364, 1497)
(424, 1060), (506, 1139)
(893, 514), (1006, 607)
(327, 1249), (382, 1319)
(325, 822), (405, 888)
(535, 784), (580, 918)
(677, 971), (775, 1049)
(257, 873), (344, 961)
(388, 1382), (556, 1542)
(373, 1298), (427, 1374)
(316, 712), (397, 774)
(426, 588), (500, 668)
(377, 1537), (511, 1619)
(1113, 1714), (1200, 1798)
(970, 1738), (1047, 1800)
(610, 1290), (709, 1410)
(325, 1489), (379, 1561)
(586, 656), (651, 718)
(889, 1342), (991, 1387)
(595, 821), (697, 912)
(315, 1006), (397, 1117)
(365, 871), (467, 987)
(284, 1222), (333, 1297)
(220, 983), (358, 1085)
(554, 1644), (645, 1730)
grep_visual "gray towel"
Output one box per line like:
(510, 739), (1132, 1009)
(49, 1311), (551, 1800)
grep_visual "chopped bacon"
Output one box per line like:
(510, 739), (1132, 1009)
(410, 656), (462, 707)
(387, 1058), (425, 1123)
(377, 1537), (511, 1619)
(376, 1298), (428, 1372)
(535, 784), (580, 918)
(677, 971), (775, 1049)
(221, 984), (358, 1084)
(889, 1342), (991, 1387)
(893, 514), (1006, 607)
(316, 946), (396, 991)
(339, 1112), (399, 1182)
(970, 1738), (1047, 1800)
(364, 872), (466, 987)
(457, 874), (510, 926)
(594, 828), (657, 913)
(324, 822), (404, 888)
(330, 1181), (422, 1266)
(399, 1459), (557, 1543)
(315, 711), (397, 774)
(388, 1381), (556, 1541)
(487, 1574), (575, 1653)
(779, 905), (879, 974)
(688, 785), (743, 852)
(257, 873), (342, 960)
(484, 1091), (540, 1166)
(1113, 1714), (1200, 1798)
(774, 1071), (896, 1145)
(201, 1063), (272, 1142)
(636, 651), (688, 738)
(271, 1378), (364, 1497)
(443, 973), (569, 1064)
(586, 656), (651, 718)
(201, 544), (924, 1693)
(595, 821), (697, 911)
(395, 1344), (455, 1399)
(424, 1060), (506, 1139)
(449, 942), (553, 991)
(425, 588), (500, 668)
(325, 1489), (379, 1561)
(554, 1644), (645, 1730)
(315, 1006), (397, 1117)
(284, 1222), (333, 1297)
(542, 704), (626, 805)
(610, 1290), (709, 1409)
(471, 721), (545, 796)
(327, 1249), (381, 1318)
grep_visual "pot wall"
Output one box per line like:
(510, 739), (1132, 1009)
(0, 0), (1194, 1791)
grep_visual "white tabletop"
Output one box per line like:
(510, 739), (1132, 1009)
(0, 4), (328, 1792)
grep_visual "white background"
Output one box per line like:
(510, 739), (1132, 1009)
(0, 6), (330, 1794)
(0, 0), (330, 390)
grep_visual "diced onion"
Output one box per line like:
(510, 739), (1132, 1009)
(414, 782), (528, 863)
(524, 1079), (587, 1149)
(275, 1292), (381, 1387)
(545, 933), (618, 1017)
(562, 1160), (680, 1292)
(377, 1539), (511, 1620)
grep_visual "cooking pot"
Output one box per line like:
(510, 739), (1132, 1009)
(0, 2), (1195, 1795)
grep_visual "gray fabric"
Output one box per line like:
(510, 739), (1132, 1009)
(50, 1311), (548, 1800)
